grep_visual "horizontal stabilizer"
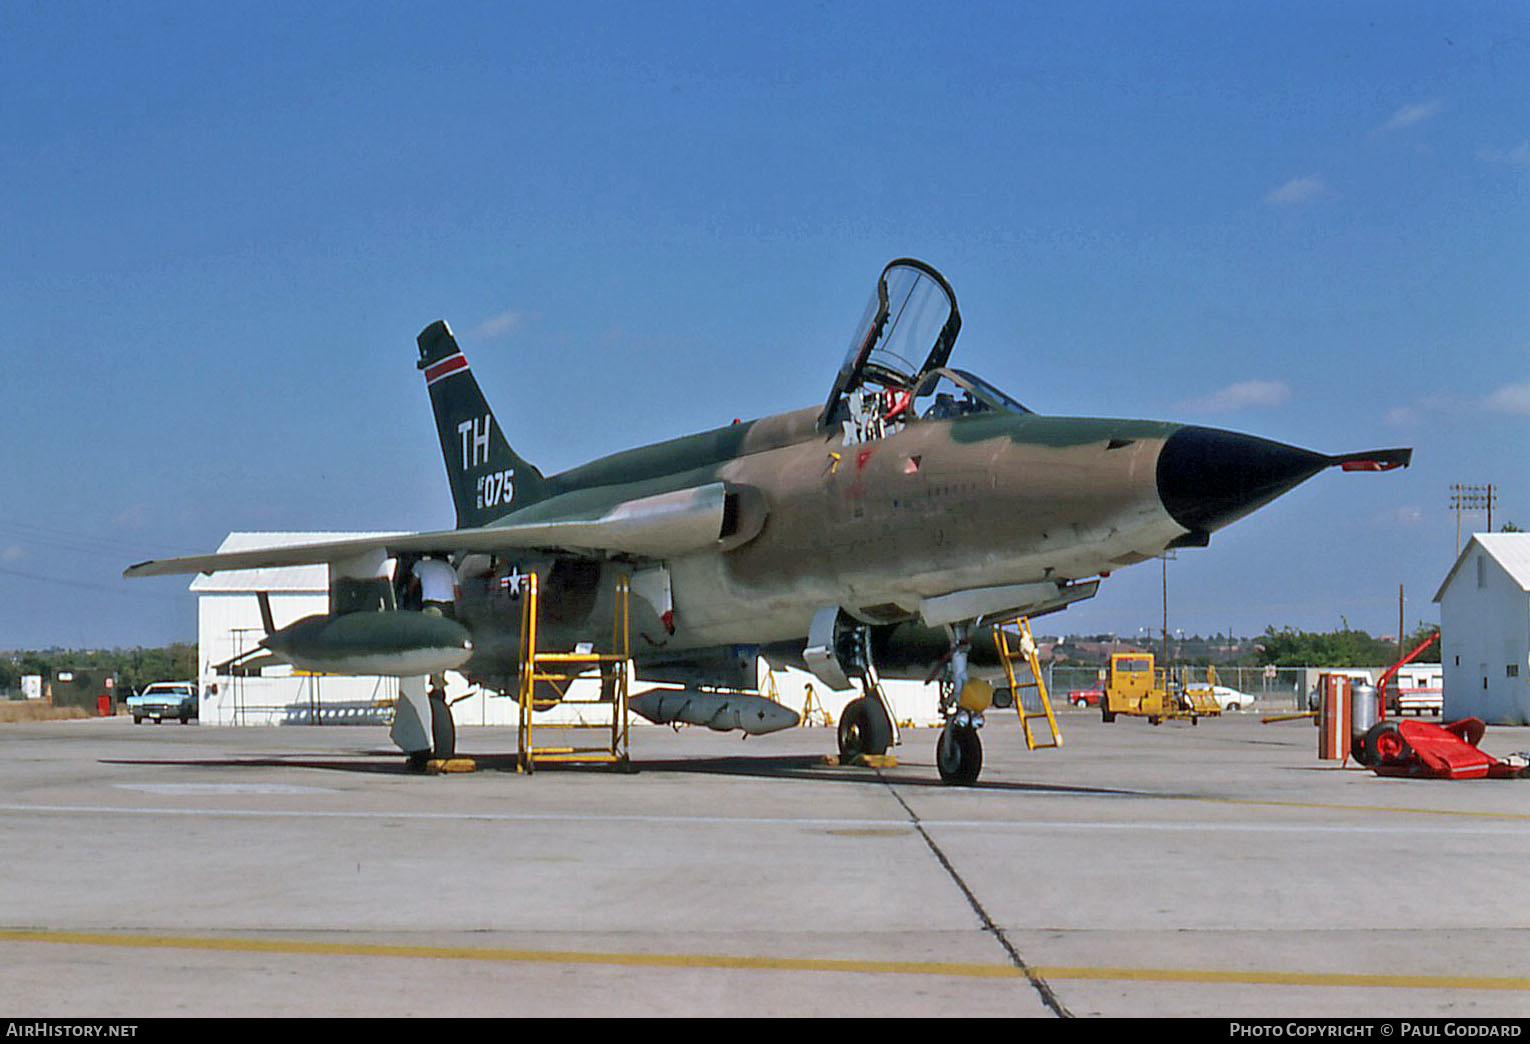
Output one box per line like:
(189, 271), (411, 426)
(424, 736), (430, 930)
(124, 483), (732, 578)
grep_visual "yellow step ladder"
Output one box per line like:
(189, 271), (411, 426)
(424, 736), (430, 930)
(517, 572), (631, 773)
(993, 616), (1062, 750)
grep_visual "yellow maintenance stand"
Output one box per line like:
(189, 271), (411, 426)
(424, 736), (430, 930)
(517, 572), (631, 772)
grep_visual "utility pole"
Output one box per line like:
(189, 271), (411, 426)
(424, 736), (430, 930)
(1160, 551), (1175, 666)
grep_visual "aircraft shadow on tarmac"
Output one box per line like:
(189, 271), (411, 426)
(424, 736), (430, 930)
(102, 749), (1141, 796)
(620, 752), (1147, 795)
(101, 754), (427, 776)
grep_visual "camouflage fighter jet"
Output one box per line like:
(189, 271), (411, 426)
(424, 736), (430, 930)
(126, 259), (1410, 783)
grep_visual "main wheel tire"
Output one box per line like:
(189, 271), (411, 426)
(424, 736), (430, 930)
(429, 692), (456, 760)
(936, 722), (983, 785)
(837, 697), (892, 759)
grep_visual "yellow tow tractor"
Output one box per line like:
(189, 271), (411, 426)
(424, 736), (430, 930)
(1099, 653), (1218, 726)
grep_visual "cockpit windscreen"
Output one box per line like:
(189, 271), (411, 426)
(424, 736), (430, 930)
(912, 368), (1031, 419)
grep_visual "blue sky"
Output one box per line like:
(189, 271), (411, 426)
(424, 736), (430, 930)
(2, 1), (1526, 649)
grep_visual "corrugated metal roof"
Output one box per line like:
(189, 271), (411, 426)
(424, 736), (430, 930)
(189, 532), (401, 593)
(1432, 532), (1530, 601)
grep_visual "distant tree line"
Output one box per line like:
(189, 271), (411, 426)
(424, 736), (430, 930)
(1255, 622), (1440, 668)
(1047, 622), (1441, 668)
(1, 644), (198, 697)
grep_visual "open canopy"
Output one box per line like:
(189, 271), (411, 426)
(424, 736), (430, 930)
(819, 259), (963, 427)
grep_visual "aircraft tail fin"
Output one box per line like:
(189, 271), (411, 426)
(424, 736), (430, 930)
(417, 320), (551, 529)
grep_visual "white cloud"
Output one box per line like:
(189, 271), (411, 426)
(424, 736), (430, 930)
(1485, 380), (1530, 414)
(1383, 384), (1530, 423)
(1379, 100), (1443, 133)
(1373, 505), (1423, 527)
(1477, 142), (1530, 167)
(1265, 176), (1324, 206)
(1181, 380), (1291, 413)
(114, 503), (147, 530)
(469, 310), (525, 340)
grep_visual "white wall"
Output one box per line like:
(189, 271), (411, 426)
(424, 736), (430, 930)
(764, 665), (942, 727)
(1440, 549), (1530, 725)
(197, 591), (519, 727)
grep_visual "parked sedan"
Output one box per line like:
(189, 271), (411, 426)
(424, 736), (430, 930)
(127, 682), (198, 724)
(1067, 688), (1103, 707)
(1207, 685), (1256, 711)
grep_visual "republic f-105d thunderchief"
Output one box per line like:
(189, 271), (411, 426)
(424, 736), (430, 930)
(126, 259), (1410, 783)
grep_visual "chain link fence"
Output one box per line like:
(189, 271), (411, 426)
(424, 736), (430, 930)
(1040, 664), (1313, 710)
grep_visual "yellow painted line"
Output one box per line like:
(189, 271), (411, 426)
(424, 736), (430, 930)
(0, 930), (1014, 979)
(2, 931), (1527, 991)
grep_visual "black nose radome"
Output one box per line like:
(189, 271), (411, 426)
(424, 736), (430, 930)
(1156, 426), (1330, 536)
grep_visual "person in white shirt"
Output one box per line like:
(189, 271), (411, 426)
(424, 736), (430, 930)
(410, 556), (459, 619)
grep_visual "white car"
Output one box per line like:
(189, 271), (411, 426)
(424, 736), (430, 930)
(1207, 685), (1255, 711)
(1185, 684), (1256, 712)
(127, 681), (199, 724)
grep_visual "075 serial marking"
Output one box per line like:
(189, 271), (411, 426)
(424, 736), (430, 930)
(476, 468), (516, 510)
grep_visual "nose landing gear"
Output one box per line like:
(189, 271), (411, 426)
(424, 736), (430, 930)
(936, 717), (983, 785)
(935, 622), (989, 785)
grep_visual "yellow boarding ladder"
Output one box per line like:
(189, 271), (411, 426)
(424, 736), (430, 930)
(517, 572), (631, 773)
(993, 616), (1062, 750)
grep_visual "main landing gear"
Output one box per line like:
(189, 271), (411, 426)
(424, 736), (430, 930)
(837, 695), (893, 761)
(832, 624), (900, 763)
(398, 676), (456, 771)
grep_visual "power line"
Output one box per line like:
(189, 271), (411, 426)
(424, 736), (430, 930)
(0, 564), (188, 603)
(0, 517), (205, 561)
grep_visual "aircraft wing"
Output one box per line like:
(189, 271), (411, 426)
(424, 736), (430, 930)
(124, 483), (732, 578)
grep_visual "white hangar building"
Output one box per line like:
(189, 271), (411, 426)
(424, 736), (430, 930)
(191, 532), (511, 727)
(1433, 532), (1530, 725)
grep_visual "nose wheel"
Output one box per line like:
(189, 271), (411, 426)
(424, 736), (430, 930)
(933, 621), (988, 784)
(936, 719), (983, 785)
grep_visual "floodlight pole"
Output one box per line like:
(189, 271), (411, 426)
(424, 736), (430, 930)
(1450, 484), (1496, 553)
